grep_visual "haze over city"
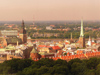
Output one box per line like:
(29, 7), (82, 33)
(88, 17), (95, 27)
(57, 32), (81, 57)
(1, 0), (100, 75)
(0, 0), (100, 21)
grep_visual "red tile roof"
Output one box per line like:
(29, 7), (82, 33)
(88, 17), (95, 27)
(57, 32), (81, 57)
(46, 46), (51, 48)
(38, 45), (46, 48)
(38, 45), (51, 48)
(52, 46), (61, 50)
(91, 42), (96, 45)
(65, 42), (69, 44)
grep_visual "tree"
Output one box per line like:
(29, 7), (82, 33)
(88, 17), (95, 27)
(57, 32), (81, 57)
(36, 66), (49, 75)
(53, 65), (69, 75)
(70, 62), (87, 75)
(54, 59), (68, 66)
(1, 59), (33, 74)
(87, 57), (98, 69)
(84, 69), (95, 75)
(95, 64), (100, 75)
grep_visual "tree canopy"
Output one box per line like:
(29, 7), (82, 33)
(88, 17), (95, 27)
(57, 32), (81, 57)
(0, 57), (100, 75)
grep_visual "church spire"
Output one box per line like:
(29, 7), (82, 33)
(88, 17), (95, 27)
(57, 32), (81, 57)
(22, 20), (25, 29)
(80, 19), (84, 37)
(20, 20), (26, 34)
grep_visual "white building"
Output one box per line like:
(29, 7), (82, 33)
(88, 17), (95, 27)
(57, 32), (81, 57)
(1, 30), (18, 37)
(46, 26), (53, 30)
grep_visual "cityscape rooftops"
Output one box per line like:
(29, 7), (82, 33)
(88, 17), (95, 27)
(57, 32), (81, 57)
(6, 37), (22, 44)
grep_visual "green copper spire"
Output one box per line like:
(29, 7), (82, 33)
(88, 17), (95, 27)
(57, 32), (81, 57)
(80, 19), (84, 37)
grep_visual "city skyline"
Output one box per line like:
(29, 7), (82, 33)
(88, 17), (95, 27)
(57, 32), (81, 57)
(0, 0), (100, 21)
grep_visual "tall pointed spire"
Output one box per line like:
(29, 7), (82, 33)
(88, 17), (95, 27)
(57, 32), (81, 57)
(80, 19), (84, 37)
(22, 20), (24, 29)
(19, 20), (27, 43)
(20, 20), (26, 34)
(79, 19), (85, 48)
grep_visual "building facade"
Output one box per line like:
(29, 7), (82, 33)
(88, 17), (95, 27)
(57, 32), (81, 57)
(0, 30), (18, 37)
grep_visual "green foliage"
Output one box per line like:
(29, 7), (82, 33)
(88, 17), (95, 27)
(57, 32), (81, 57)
(70, 62), (87, 75)
(96, 64), (100, 75)
(0, 59), (33, 74)
(84, 69), (95, 75)
(1, 57), (100, 75)
(86, 57), (98, 69)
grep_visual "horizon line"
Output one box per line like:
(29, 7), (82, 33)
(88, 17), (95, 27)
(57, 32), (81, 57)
(0, 20), (100, 22)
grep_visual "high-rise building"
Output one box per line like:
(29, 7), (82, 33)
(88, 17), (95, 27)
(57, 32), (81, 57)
(79, 19), (85, 48)
(19, 20), (27, 43)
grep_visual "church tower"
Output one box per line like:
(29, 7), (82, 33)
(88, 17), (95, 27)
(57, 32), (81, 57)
(19, 20), (27, 43)
(79, 19), (85, 48)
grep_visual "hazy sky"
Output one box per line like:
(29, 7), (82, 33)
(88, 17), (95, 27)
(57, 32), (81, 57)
(0, 0), (100, 21)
